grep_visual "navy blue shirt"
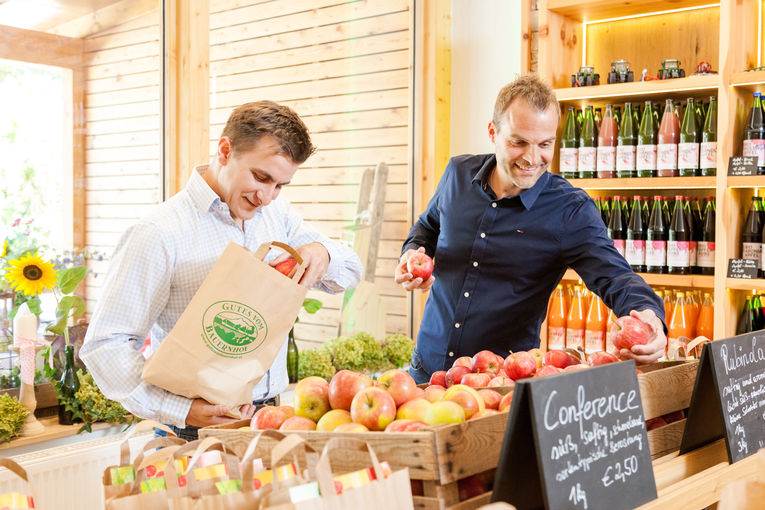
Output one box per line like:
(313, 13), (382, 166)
(403, 154), (666, 376)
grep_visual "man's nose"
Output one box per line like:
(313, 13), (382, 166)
(523, 145), (540, 165)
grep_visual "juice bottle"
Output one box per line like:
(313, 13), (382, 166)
(743, 92), (765, 175)
(566, 286), (586, 350)
(617, 102), (637, 178)
(626, 195), (646, 272)
(560, 106), (579, 179)
(646, 195), (667, 273)
(668, 292), (693, 358)
(698, 197), (716, 275)
(636, 101), (657, 177)
(657, 99), (680, 177)
(700, 96), (717, 176)
(547, 285), (567, 350)
(678, 98), (700, 176)
(696, 293), (714, 340)
(597, 104), (618, 178)
(604, 307), (618, 354)
(663, 289), (674, 323)
(667, 194), (691, 274)
(686, 291), (699, 337)
(579, 106), (597, 178)
(607, 195), (626, 256)
(585, 294), (606, 355)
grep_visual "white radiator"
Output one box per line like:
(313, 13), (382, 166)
(0, 431), (153, 510)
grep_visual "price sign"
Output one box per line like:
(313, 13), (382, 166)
(727, 258), (759, 279)
(680, 334), (765, 463)
(727, 156), (758, 176)
(491, 361), (657, 510)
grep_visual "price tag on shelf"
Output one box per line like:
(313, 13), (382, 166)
(727, 258), (759, 279)
(492, 361), (657, 510)
(680, 335), (765, 463)
(727, 156), (758, 176)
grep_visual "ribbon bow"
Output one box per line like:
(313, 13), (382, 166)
(16, 335), (52, 386)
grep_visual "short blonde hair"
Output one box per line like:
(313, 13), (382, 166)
(493, 74), (560, 127)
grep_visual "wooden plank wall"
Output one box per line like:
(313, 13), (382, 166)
(82, 9), (162, 312)
(208, 0), (413, 349)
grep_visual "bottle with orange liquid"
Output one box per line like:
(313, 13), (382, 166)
(585, 294), (607, 355)
(547, 285), (567, 351)
(566, 286), (586, 351)
(604, 307), (618, 354)
(668, 292), (694, 359)
(696, 293), (714, 340)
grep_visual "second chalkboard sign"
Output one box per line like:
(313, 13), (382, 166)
(727, 156), (758, 176)
(491, 361), (657, 510)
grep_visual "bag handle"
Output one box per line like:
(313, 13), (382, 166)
(164, 437), (239, 498)
(119, 420), (177, 465)
(315, 438), (385, 498)
(0, 459), (37, 504)
(253, 241), (306, 282)
(239, 429), (287, 493)
(686, 336), (710, 358)
(130, 436), (187, 469)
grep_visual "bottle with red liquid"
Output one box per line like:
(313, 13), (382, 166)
(657, 99), (680, 177)
(597, 104), (618, 178)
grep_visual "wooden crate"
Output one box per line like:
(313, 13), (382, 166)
(201, 360), (698, 509)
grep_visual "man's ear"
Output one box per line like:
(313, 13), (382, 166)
(217, 137), (232, 165)
(488, 121), (497, 144)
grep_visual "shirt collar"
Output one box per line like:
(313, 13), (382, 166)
(187, 164), (222, 214)
(472, 155), (550, 210)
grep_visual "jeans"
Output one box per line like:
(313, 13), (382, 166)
(407, 348), (431, 385)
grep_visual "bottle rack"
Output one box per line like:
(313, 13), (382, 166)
(537, 0), (765, 342)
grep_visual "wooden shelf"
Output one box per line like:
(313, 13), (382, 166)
(555, 75), (719, 103)
(546, 0), (718, 22)
(727, 175), (765, 188)
(563, 268), (715, 288)
(726, 278), (765, 291)
(564, 176), (716, 190)
(730, 70), (765, 90)
(0, 416), (116, 451)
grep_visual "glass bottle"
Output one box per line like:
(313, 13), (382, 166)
(600, 196), (611, 225)
(617, 102), (637, 178)
(743, 92), (765, 175)
(547, 285), (567, 351)
(578, 106), (597, 178)
(698, 197), (716, 275)
(287, 327), (299, 383)
(678, 98), (700, 176)
(625, 195), (646, 273)
(736, 295), (755, 335)
(560, 106), (579, 179)
(595, 107), (603, 131)
(597, 104), (618, 178)
(683, 197), (697, 271)
(637, 101), (657, 178)
(658, 99), (680, 177)
(646, 195), (667, 273)
(668, 195), (691, 274)
(696, 293), (714, 340)
(607, 195), (626, 257)
(613, 105), (622, 128)
(58, 345), (81, 426)
(566, 286), (586, 350)
(584, 294), (606, 355)
(741, 196), (762, 264)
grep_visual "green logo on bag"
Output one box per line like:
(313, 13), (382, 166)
(202, 300), (268, 358)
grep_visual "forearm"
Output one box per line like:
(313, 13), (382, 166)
(313, 238), (363, 293)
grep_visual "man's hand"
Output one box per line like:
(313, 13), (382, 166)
(270, 242), (329, 288)
(186, 398), (257, 427)
(617, 309), (667, 364)
(394, 247), (435, 292)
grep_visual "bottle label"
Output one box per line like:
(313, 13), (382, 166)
(742, 241), (762, 261)
(700, 141), (717, 169)
(565, 328), (585, 350)
(560, 147), (578, 175)
(667, 240), (690, 267)
(612, 238), (625, 257)
(616, 145), (636, 171)
(585, 329), (605, 354)
(657, 143), (678, 170)
(578, 147), (597, 172)
(625, 239), (646, 266)
(597, 146), (616, 172)
(697, 241), (715, 267)
(743, 139), (765, 166)
(548, 326), (566, 350)
(689, 240), (697, 267)
(646, 240), (667, 266)
(677, 142), (700, 170)
(636, 144), (657, 171)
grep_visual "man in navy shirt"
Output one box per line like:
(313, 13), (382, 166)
(395, 74), (667, 383)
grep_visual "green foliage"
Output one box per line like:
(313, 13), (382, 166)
(321, 332), (386, 373)
(381, 333), (415, 369)
(297, 348), (335, 381)
(75, 371), (136, 433)
(0, 366), (46, 390)
(0, 393), (27, 443)
(301, 298), (322, 314)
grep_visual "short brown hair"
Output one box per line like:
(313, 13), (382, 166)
(492, 74), (560, 127)
(221, 101), (316, 164)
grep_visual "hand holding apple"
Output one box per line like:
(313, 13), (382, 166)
(613, 310), (666, 364)
(394, 247), (435, 292)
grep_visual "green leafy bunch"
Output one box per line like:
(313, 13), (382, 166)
(74, 370), (136, 432)
(381, 333), (415, 369)
(322, 332), (385, 373)
(297, 348), (335, 381)
(0, 393), (27, 443)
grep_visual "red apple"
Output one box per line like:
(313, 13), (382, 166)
(458, 474), (487, 501)
(385, 419), (429, 432)
(376, 369), (419, 407)
(611, 316), (653, 351)
(293, 376), (330, 422)
(445, 365), (471, 387)
(645, 416), (668, 431)
(472, 409), (500, 419)
(350, 387), (397, 431)
(250, 406), (289, 430)
(443, 384), (485, 420)
(528, 348), (544, 369)
(273, 257), (298, 277)
(453, 356), (472, 369)
(424, 400), (465, 425)
(334, 422), (369, 433)
(424, 385), (446, 403)
(494, 353), (505, 370)
(396, 397), (431, 422)
(316, 409), (353, 431)
(503, 352), (537, 380)
(498, 391), (514, 412)
(471, 350), (500, 375)
(429, 371), (447, 387)
(407, 252), (434, 280)
(536, 365), (563, 377)
(587, 351), (620, 367)
(328, 370), (373, 411)
(542, 349), (580, 369)
(488, 375), (515, 388)
(563, 364), (589, 372)
(279, 416), (317, 431)
(461, 372), (491, 388)
(477, 389), (503, 410)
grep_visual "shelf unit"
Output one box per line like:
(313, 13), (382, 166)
(537, 0), (765, 342)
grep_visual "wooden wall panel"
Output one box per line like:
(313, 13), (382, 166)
(83, 9), (162, 311)
(209, 0), (412, 343)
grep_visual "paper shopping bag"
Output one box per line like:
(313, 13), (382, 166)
(142, 241), (307, 412)
(0, 458), (37, 510)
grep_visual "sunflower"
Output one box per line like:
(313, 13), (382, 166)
(1, 240), (7, 257)
(4, 252), (58, 297)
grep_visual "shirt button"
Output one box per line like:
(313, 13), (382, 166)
(454, 322), (460, 328)
(480, 233), (486, 238)
(492, 202), (497, 208)
(473, 261), (478, 267)
(448, 352), (454, 357)
(464, 292), (469, 298)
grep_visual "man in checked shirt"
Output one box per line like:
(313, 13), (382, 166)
(82, 101), (363, 439)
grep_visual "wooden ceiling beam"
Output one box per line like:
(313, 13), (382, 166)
(47, 0), (157, 38)
(0, 23), (83, 68)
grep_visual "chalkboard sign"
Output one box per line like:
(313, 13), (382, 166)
(727, 156), (758, 176)
(679, 333), (765, 463)
(492, 361), (657, 510)
(727, 258), (759, 279)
